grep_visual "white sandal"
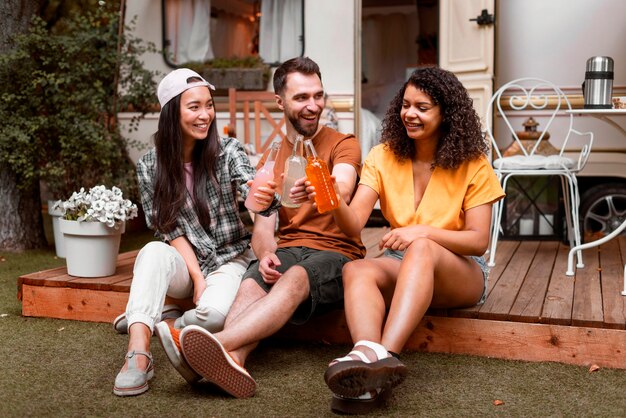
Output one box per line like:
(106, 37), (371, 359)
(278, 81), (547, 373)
(330, 340), (389, 364)
(324, 340), (407, 398)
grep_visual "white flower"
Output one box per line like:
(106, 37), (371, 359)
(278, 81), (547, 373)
(56, 184), (138, 228)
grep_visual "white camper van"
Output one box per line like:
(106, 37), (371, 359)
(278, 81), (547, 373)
(120, 0), (626, 241)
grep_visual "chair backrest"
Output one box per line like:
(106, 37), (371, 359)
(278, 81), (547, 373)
(228, 88), (287, 154)
(486, 77), (575, 161)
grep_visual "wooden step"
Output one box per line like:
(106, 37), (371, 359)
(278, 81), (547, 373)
(16, 230), (626, 370)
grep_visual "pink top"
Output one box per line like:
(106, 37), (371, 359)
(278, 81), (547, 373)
(183, 162), (194, 195)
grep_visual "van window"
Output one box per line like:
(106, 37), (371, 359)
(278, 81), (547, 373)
(161, 0), (304, 67)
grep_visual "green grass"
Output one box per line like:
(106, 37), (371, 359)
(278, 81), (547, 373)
(1, 231), (625, 417)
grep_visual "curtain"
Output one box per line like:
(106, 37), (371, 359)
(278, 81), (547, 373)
(211, 12), (255, 58)
(165, 0), (302, 64)
(166, 0), (213, 64)
(361, 12), (419, 118)
(259, 0), (303, 63)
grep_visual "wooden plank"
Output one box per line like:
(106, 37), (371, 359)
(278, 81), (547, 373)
(278, 310), (626, 369)
(17, 266), (69, 283)
(451, 240), (519, 319)
(18, 250), (138, 288)
(66, 261), (134, 291)
(541, 243), (575, 325)
(109, 278), (132, 292)
(21, 284), (193, 323)
(486, 240), (521, 294)
(508, 241), (558, 323)
(477, 241), (539, 320)
(599, 239), (626, 329)
(18, 258), (134, 289)
(571, 244), (604, 328)
(21, 284), (130, 322)
(404, 316), (626, 369)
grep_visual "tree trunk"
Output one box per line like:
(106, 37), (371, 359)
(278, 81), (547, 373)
(0, 168), (47, 250)
(0, 0), (47, 251)
(0, 0), (40, 51)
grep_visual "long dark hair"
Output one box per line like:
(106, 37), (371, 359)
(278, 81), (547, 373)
(152, 88), (220, 233)
(381, 66), (487, 169)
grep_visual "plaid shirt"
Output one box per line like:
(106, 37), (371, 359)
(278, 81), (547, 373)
(137, 137), (256, 276)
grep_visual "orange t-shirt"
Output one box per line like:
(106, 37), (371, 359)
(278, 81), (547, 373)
(257, 127), (366, 260)
(360, 144), (505, 231)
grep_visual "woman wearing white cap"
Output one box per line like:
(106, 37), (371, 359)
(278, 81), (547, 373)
(113, 68), (278, 396)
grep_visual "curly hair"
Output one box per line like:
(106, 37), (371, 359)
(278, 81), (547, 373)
(380, 66), (488, 169)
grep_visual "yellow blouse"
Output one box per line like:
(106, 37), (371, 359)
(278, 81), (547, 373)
(360, 144), (505, 231)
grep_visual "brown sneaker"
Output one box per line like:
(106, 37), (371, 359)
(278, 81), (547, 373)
(180, 325), (256, 398)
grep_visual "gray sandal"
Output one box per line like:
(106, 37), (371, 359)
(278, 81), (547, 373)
(113, 350), (154, 397)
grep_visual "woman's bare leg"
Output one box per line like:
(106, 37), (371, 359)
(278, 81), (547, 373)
(341, 257), (401, 350)
(382, 238), (484, 353)
(120, 323), (151, 371)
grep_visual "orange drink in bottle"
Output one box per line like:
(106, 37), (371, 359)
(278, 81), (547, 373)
(303, 139), (339, 213)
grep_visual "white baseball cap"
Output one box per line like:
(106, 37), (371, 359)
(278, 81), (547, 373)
(157, 68), (215, 108)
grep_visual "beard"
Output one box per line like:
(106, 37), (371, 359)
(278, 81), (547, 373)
(288, 113), (320, 138)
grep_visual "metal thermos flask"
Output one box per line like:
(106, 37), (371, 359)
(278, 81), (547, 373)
(583, 56), (614, 109)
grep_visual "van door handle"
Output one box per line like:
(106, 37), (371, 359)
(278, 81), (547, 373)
(469, 9), (495, 26)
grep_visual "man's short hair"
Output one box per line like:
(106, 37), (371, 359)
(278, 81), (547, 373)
(273, 56), (322, 95)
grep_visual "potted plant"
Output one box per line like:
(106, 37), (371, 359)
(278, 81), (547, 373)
(184, 56), (271, 91)
(53, 185), (138, 277)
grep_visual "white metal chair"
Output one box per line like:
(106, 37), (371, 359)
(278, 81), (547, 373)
(486, 78), (594, 269)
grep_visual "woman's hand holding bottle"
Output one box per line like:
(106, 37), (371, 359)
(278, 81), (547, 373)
(246, 179), (277, 211)
(245, 141), (280, 213)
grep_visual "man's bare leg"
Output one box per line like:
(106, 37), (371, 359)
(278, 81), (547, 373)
(217, 265), (310, 365)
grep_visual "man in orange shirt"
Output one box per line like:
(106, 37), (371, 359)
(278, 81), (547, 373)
(157, 56), (365, 398)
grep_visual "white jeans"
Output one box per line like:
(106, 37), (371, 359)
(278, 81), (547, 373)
(125, 241), (254, 332)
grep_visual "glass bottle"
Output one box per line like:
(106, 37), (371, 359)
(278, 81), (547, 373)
(303, 139), (339, 213)
(245, 141), (279, 213)
(281, 134), (307, 208)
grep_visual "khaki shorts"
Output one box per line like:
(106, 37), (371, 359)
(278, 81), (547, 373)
(243, 246), (351, 324)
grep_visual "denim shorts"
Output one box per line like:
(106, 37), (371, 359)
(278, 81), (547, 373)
(243, 246), (350, 325)
(383, 249), (489, 305)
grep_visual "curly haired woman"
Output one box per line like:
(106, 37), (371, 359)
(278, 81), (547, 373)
(312, 66), (504, 414)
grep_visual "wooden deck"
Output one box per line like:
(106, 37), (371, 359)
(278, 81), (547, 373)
(17, 228), (626, 370)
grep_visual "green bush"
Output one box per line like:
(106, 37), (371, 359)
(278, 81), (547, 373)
(184, 55), (268, 71)
(0, 9), (159, 202)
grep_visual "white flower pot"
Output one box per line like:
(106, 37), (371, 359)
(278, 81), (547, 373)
(48, 200), (66, 258)
(59, 219), (125, 277)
